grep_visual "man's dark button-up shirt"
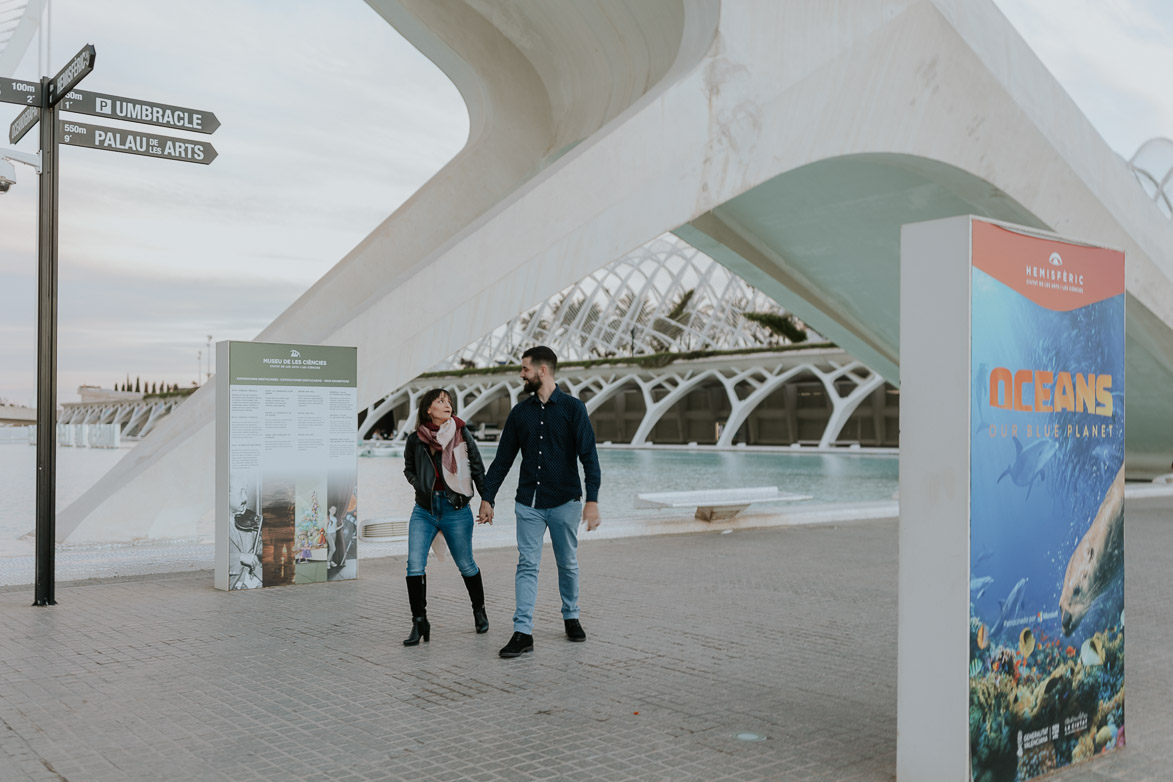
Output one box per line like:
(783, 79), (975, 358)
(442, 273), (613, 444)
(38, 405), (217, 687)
(482, 386), (601, 509)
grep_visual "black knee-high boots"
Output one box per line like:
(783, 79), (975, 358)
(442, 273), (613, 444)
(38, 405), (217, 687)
(405, 572), (487, 643)
(403, 575), (429, 646)
(463, 571), (489, 634)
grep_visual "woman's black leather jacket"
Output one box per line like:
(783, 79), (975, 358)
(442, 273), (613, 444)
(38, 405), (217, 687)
(403, 429), (486, 512)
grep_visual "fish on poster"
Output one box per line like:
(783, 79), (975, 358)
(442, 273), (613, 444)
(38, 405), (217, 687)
(996, 437), (1057, 500)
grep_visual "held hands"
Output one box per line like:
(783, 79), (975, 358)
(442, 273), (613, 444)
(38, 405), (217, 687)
(474, 499), (595, 528)
(581, 501), (600, 531)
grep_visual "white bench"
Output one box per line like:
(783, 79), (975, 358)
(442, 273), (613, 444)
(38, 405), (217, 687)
(359, 517), (409, 541)
(359, 517), (448, 559)
(634, 486), (812, 521)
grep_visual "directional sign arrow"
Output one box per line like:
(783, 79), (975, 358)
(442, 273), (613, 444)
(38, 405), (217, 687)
(9, 105), (40, 144)
(0, 77), (41, 106)
(57, 90), (220, 134)
(58, 120), (218, 165)
(47, 44), (96, 107)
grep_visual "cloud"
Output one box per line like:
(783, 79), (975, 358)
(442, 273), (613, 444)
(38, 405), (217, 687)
(0, 0), (469, 402)
(0, 264), (308, 403)
(993, 0), (1173, 156)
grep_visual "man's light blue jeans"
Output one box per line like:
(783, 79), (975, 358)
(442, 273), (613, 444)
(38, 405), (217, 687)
(513, 499), (581, 634)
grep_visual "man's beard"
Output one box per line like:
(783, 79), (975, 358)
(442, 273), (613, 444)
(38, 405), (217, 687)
(523, 377), (541, 394)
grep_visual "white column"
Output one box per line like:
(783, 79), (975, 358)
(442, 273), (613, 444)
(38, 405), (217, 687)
(818, 368), (885, 448)
(897, 215), (972, 781)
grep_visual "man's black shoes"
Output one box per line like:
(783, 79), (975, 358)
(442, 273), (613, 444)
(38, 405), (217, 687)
(564, 618), (586, 642)
(499, 631), (534, 658)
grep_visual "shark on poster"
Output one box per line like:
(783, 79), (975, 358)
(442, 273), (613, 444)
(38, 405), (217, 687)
(967, 221), (1125, 782)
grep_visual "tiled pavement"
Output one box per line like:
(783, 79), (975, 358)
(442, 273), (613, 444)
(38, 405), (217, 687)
(0, 508), (1170, 781)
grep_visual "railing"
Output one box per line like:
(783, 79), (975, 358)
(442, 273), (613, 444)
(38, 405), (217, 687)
(1128, 138), (1173, 220)
(55, 423), (121, 448)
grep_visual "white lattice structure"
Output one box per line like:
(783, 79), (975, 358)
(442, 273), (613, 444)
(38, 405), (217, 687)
(361, 347), (888, 449)
(362, 234), (844, 446)
(1129, 138), (1173, 220)
(436, 233), (801, 369)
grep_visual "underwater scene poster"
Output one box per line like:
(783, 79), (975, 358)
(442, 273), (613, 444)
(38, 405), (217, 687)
(968, 221), (1125, 782)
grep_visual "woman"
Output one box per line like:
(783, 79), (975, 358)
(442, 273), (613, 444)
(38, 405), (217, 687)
(326, 505), (339, 568)
(402, 388), (491, 645)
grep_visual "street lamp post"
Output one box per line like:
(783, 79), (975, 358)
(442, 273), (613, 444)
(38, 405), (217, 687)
(197, 350), (202, 386)
(206, 335), (212, 380)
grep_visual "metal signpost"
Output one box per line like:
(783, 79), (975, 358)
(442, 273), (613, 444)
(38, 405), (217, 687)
(3, 44), (219, 606)
(59, 121), (218, 164)
(46, 44), (95, 105)
(0, 77), (42, 107)
(56, 90), (220, 134)
(9, 104), (39, 144)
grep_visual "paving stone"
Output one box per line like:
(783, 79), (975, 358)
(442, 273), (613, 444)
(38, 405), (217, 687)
(0, 508), (1170, 780)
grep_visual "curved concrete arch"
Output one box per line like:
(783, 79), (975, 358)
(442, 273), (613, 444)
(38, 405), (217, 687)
(121, 406), (150, 439)
(817, 364), (887, 448)
(357, 389), (410, 440)
(716, 365), (811, 447)
(580, 374), (646, 417)
(55, 0), (721, 544)
(390, 388), (430, 440)
(456, 381), (516, 424)
(567, 372), (623, 410)
(629, 369), (722, 445)
(60, 0), (1173, 544)
(682, 152), (1046, 384)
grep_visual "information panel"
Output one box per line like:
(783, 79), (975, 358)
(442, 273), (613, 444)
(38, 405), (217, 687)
(215, 341), (358, 591)
(968, 221), (1125, 780)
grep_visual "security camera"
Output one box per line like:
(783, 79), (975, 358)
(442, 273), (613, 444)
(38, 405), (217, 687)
(0, 159), (15, 193)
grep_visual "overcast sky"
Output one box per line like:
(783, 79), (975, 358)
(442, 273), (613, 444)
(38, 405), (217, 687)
(1, 0), (1170, 406)
(0, 0), (468, 405)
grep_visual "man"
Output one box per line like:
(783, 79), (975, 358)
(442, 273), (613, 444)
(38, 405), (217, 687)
(479, 346), (601, 658)
(228, 483), (263, 590)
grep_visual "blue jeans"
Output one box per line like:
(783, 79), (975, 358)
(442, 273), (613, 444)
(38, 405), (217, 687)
(406, 492), (479, 578)
(513, 500), (581, 634)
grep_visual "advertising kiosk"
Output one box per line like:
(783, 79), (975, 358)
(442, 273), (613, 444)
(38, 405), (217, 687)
(898, 217), (1125, 781)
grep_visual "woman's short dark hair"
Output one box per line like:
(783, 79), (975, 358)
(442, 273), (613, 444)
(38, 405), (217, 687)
(417, 387), (453, 425)
(522, 345), (558, 374)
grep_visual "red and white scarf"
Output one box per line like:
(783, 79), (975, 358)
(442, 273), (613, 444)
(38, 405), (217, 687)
(417, 416), (473, 497)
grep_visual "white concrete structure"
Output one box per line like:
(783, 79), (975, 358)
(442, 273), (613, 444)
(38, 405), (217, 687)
(897, 216), (977, 781)
(362, 346), (885, 448)
(58, 395), (181, 439)
(59, 0), (1173, 546)
(0, 404), (36, 425)
(0, 0), (43, 75)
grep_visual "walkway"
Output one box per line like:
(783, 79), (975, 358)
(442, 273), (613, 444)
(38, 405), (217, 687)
(1, 508), (1170, 781)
